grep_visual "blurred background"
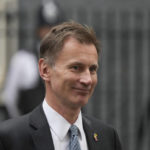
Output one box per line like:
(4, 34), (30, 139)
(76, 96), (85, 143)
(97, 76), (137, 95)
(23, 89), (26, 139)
(0, 0), (150, 150)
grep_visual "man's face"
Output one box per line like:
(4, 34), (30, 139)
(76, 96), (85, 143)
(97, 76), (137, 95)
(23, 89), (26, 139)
(49, 37), (98, 109)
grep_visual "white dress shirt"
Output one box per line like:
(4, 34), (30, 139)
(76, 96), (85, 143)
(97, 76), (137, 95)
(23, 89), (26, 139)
(42, 99), (88, 150)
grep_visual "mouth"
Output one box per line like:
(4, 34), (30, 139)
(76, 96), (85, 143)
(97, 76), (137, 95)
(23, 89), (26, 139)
(72, 87), (90, 94)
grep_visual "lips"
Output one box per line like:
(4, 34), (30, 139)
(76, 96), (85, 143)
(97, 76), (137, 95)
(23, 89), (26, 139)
(72, 87), (90, 94)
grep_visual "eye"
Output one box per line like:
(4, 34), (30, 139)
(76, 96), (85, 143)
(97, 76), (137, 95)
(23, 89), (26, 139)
(70, 65), (82, 72)
(89, 65), (98, 74)
(72, 65), (79, 70)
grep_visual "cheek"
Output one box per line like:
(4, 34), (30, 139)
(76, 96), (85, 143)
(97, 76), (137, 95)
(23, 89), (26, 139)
(52, 75), (71, 90)
(50, 73), (63, 90)
(50, 79), (59, 91)
(92, 75), (98, 86)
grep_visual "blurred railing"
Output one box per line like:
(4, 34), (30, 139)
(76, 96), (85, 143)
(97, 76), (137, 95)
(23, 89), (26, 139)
(69, 8), (150, 150)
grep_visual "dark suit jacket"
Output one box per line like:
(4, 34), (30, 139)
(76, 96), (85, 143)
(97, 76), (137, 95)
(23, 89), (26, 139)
(0, 105), (122, 150)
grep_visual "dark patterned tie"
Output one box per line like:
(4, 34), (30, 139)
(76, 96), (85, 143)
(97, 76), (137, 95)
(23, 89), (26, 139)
(69, 125), (81, 150)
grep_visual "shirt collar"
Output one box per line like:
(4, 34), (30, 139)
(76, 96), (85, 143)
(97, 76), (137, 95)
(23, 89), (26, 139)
(42, 99), (84, 141)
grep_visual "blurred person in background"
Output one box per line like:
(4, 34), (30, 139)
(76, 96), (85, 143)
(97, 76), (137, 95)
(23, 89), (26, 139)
(2, 0), (65, 118)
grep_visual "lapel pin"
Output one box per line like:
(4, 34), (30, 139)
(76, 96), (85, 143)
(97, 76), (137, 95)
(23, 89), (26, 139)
(93, 133), (99, 141)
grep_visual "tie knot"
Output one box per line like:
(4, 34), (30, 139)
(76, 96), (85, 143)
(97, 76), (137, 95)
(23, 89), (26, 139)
(69, 125), (79, 137)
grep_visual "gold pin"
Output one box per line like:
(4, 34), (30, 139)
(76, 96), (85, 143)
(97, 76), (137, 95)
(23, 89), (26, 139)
(93, 133), (98, 141)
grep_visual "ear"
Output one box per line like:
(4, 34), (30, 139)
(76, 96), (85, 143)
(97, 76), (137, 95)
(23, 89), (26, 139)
(39, 58), (51, 81)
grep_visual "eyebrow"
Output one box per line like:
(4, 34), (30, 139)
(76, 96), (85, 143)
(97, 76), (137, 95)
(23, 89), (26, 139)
(91, 64), (99, 69)
(69, 62), (99, 68)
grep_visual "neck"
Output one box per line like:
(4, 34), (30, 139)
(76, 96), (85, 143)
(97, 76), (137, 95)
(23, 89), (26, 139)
(45, 84), (81, 124)
(45, 98), (81, 124)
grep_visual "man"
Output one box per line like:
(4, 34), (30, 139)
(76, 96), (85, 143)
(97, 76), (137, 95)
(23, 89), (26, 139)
(0, 21), (122, 150)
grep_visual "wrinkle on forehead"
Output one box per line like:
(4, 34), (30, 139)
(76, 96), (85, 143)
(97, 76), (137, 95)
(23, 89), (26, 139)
(54, 37), (98, 66)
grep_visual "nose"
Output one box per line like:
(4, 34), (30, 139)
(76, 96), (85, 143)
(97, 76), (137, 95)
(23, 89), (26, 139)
(79, 70), (92, 86)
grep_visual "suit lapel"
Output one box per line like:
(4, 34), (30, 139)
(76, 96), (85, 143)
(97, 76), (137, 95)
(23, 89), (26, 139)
(28, 105), (103, 150)
(83, 115), (101, 150)
(29, 105), (54, 150)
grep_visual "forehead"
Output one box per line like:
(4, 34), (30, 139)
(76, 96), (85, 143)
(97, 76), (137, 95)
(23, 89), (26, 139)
(55, 37), (98, 66)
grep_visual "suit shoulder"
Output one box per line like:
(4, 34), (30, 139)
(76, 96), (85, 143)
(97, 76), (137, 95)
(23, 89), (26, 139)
(83, 114), (122, 149)
(0, 112), (36, 150)
(83, 113), (114, 131)
(0, 113), (30, 135)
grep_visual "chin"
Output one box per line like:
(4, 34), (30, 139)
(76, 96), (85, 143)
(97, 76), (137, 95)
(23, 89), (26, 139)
(76, 97), (89, 107)
(69, 94), (90, 107)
